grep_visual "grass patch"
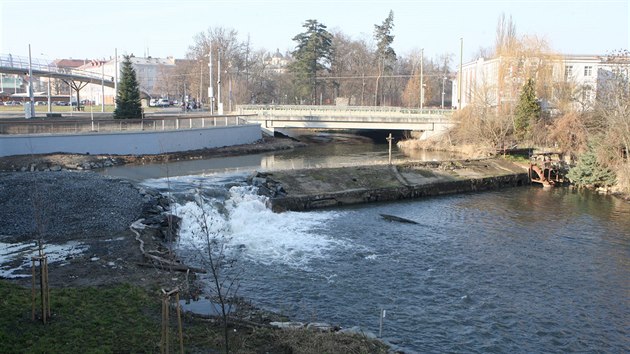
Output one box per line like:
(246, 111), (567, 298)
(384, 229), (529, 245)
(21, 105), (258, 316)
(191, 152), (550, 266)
(0, 280), (389, 353)
(0, 281), (160, 353)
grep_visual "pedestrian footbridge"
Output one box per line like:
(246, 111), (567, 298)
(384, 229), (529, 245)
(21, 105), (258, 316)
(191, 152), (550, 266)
(0, 54), (115, 87)
(236, 105), (456, 138)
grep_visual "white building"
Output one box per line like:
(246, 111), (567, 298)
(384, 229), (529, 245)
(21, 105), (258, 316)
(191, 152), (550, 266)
(452, 54), (614, 111)
(79, 56), (176, 105)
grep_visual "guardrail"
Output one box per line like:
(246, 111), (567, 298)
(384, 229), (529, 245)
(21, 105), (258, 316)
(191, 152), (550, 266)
(0, 115), (252, 135)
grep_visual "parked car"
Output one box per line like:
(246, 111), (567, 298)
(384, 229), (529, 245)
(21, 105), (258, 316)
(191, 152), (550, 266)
(4, 101), (22, 106)
(157, 98), (170, 107)
(149, 98), (158, 107)
(55, 101), (69, 106)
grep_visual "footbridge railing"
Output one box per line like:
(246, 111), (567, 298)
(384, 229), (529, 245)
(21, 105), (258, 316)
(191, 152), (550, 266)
(0, 54), (114, 86)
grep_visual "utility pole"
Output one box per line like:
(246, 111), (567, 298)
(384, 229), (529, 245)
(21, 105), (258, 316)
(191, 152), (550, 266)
(199, 61), (203, 106)
(420, 48), (424, 110)
(114, 48), (118, 109)
(208, 48), (214, 114)
(217, 49), (222, 114)
(101, 58), (105, 112)
(458, 38), (463, 110)
(441, 76), (446, 109)
(26, 44), (34, 119)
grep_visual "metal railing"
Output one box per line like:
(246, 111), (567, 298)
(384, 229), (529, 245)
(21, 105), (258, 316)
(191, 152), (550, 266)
(237, 104), (455, 116)
(0, 53), (112, 83)
(0, 115), (251, 135)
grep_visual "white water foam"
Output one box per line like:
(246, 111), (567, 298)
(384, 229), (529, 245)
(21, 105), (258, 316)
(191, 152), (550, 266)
(171, 185), (345, 269)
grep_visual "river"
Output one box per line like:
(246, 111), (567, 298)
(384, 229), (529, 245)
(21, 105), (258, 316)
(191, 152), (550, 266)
(101, 133), (630, 353)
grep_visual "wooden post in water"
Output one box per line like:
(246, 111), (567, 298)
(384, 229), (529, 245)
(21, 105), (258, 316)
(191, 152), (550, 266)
(386, 133), (394, 164)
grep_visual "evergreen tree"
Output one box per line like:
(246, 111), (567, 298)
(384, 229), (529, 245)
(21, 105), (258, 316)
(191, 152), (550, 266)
(567, 144), (616, 187)
(373, 10), (396, 105)
(289, 19), (333, 103)
(513, 78), (540, 141)
(113, 55), (143, 119)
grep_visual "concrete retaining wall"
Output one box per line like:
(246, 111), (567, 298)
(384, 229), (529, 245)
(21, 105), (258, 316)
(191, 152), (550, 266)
(271, 174), (528, 211)
(0, 124), (261, 157)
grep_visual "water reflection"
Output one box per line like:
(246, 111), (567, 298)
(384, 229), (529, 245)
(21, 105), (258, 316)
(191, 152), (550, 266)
(100, 131), (464, 180)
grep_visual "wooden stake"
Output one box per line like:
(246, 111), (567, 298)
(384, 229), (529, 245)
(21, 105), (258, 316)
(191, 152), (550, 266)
(45, 257), (51, 318)
(31, 258), (36, 321)
(175, 292), (184, 354)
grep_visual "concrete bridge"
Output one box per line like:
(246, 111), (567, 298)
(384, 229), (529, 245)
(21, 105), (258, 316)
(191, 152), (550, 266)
(236, 105), (456, 138)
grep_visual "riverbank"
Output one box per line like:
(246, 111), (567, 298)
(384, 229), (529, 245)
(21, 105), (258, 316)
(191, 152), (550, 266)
(252, 158), (529, 211)
(0, 137), (394, 353)
(0, 135), (305, 172)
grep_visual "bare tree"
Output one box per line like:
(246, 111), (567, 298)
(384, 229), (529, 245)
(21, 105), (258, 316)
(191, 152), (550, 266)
(593, 50), (630, 192)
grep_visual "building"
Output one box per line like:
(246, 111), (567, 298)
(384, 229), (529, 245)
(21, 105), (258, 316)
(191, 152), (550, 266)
(79, 55), (177, 105)
(264, 49), (292, 74)
(452, 54), (616, 111)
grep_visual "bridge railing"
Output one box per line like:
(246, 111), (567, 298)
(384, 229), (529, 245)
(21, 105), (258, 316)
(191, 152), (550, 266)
(237, 104), (454, 116)
(0, 54), (110, 82)
(0, 115), (252, 135)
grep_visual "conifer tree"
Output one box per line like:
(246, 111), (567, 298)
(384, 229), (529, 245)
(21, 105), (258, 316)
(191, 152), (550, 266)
(514, 78), (540, 141)
(113, 55), (143, 119)
(289, 19), (333, 103)
(373, 10), (396, 105)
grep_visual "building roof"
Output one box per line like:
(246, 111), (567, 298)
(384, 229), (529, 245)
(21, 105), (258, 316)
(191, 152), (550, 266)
(53, 59), (87, 68)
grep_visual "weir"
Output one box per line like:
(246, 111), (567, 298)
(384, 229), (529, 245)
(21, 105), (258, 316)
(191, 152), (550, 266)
(249, 158), (529, 211)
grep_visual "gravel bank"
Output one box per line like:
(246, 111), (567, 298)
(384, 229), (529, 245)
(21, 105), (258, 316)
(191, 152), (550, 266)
(0, 171), (144, 243)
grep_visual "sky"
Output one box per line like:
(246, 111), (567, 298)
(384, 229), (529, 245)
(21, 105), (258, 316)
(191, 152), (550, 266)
(1, 0), (628, 65)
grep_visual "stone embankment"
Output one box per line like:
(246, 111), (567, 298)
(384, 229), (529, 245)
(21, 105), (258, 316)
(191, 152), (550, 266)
(249, 158), (529, 211)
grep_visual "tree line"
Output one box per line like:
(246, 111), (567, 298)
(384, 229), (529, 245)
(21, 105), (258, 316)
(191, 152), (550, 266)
(152, 11), (453, 109)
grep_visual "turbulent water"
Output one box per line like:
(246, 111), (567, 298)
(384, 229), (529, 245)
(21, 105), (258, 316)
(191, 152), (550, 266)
(101, 133), (629, 352)
(141, 172), (630, 353)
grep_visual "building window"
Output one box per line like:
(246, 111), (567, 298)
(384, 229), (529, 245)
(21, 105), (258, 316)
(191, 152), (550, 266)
(565, 65), (573, 79)
(584, 66), (592, 76)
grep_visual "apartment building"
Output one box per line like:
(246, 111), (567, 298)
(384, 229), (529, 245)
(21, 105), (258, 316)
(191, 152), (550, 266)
(78, 56), (177, 105)
(452, 54), (615, 111)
